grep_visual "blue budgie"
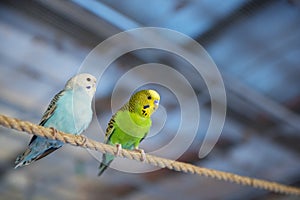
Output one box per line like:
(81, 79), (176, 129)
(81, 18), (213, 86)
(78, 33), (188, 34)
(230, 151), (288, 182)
(15, 73), (97, 168)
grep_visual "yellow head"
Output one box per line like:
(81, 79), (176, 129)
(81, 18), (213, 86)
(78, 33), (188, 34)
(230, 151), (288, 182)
(129, 89), (160, 118)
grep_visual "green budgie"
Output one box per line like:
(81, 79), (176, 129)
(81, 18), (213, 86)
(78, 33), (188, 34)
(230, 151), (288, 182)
(15, 73), (97, 168)
(98, 89), (160, 176)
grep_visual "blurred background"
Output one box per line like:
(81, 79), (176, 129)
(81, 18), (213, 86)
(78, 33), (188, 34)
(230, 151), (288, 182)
(0, 0), (300, 200)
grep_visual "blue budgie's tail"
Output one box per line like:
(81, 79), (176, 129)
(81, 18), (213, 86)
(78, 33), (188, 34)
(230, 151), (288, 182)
(98, 153), (114, 176)
(15, 148), (34, 168)
(15, 136), (61, 168)
(15, 146), (59, 169)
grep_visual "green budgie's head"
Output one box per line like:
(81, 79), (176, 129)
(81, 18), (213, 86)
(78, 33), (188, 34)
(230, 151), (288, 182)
(129, 89), (160, 118)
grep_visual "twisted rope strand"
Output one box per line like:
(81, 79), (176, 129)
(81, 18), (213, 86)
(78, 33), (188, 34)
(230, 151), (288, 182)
(0, 114), (299, 196)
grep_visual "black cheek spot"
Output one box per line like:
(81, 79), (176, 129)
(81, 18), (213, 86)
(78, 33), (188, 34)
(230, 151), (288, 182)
(143, 105), (150, 109)
(87, 78), (91, 82)
(147, 96), (152, 100)
(86, 86), (91, 89)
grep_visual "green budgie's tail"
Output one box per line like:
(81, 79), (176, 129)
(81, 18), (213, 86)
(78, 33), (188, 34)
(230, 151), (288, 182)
(98, 153), (114, 176)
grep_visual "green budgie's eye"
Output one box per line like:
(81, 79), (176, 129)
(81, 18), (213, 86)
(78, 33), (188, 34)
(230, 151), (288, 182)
(147, 96), (152, 100)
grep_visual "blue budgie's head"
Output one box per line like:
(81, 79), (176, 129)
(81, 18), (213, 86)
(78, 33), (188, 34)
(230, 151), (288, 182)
(65, 73), (97, 97)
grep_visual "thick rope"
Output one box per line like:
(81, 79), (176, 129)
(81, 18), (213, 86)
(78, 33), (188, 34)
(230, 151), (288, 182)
(0, 114), (299, 196)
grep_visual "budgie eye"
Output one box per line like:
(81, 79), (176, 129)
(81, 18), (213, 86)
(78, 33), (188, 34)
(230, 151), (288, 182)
(86, 78), (91, 82)
(147, 96), (152, 100)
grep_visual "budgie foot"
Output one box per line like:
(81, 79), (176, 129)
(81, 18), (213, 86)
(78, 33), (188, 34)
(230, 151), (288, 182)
(115, 144), (122, 157)
(133, 148), (146, 162)
(49, 127), (58, 138)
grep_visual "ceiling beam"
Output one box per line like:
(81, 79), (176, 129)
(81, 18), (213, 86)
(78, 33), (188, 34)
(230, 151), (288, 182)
(195, 0), (275, 45)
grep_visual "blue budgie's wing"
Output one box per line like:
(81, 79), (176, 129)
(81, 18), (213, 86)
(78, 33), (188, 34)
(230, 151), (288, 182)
(28, 90), (65, 145)
(39, 90), (65, 126)
(15, 91), (65, 168)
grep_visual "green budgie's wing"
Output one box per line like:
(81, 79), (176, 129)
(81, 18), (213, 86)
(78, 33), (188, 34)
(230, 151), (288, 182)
(29, 90), (64, 145)
(98, 104), (128, 175)
(105, 115), (116, 143)
(139, 131), (148, 143)
(98, 112), (118, 176)
(105, 103), (129, 142)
